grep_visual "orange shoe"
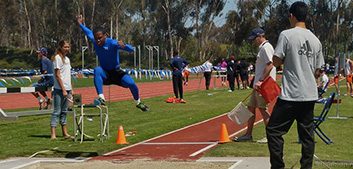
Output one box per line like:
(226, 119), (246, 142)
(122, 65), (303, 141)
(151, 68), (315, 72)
(180, 99), (186, 103)
(172, 96), (180, 103)
(174, 99), (180, 103)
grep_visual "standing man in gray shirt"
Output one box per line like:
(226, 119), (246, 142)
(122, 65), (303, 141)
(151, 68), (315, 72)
(266, 2), (324, 169)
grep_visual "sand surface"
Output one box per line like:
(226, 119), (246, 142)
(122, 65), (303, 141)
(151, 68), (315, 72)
(24, 159), (232, 169)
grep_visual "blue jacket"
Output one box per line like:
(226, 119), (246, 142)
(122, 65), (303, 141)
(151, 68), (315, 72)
(169, 55), (189, 76)
(41, 57), (54, 85)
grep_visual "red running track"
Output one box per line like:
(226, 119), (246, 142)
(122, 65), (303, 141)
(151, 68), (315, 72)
(0, 76), (225, 110)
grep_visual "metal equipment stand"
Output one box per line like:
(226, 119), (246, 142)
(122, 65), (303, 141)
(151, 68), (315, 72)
(72, 94), (109, 143)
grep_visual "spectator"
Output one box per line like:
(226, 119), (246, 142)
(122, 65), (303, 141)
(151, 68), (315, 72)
(325, 62), (330, 76)
(203, 59), (213, 90)
(344, 57), (353, 96)
(30, 47), (54, 110)
(50, 40), (74, 139)
(266, 2), (324, 168)
(227, 56), (236, 92)
(219, 58), (227, 86)
(240, 59), (249, 89)
(183, 65), (190, 86)
(248, 64), (254, 77)
(170, 51), (189, 103)
(235, 60), (241, 90)
(317, 70), (329, 98)
(333, 55), (343, 96)
(234, 28), (276, 143)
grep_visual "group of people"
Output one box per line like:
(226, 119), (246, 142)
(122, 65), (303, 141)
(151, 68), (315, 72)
(31, 14), (150, 139)
(170, 3), (329, 169)
(317, 53), (353, 100)
(234, 2), (325, 169)
(332, 55), (353, 97)
(224, 56), (251, 92)
(29, 1), (344, 168)
(32, 41), (75, 139)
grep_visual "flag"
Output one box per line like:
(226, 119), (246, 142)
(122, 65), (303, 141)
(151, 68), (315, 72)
(227, 102), (253, 126)
(256, 77), (281, 103)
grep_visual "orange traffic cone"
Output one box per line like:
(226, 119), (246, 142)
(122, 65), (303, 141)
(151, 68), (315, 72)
(219, 123), (231, 143)
(116, 125), (129, 144)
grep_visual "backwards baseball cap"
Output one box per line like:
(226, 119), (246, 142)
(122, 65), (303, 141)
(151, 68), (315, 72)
(36, 47), (48, 54)
(229, 56), (235, 60)
(248, 28), (264, 40)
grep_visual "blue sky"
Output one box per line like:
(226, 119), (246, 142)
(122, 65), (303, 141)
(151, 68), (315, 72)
(184, 0), (237, 28)
(186, 0), (305, 28)
(213, 0), (302, 27)
(214, 0), (237, 27)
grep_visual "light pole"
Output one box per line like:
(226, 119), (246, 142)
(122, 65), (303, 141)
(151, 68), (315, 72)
(133, 47), (136, 69)
(153, 46), (159, 70)
(82, 46), (88, 71)
(145, 45), (152, 70)
(137, 45), (141, 70)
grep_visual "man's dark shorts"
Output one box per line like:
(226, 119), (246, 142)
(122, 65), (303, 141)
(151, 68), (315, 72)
(103, 68), (128, 87)
(240, 71), (248, 81)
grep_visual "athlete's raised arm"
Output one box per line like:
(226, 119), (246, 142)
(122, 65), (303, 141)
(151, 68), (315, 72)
(77, 15), (94, 42)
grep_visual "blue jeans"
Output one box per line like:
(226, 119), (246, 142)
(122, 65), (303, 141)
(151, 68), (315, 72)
(31, 80), (53, 87)
(50, 89), (72, 127)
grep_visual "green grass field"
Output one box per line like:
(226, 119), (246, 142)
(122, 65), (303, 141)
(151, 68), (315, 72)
(0, 78), (352, 169)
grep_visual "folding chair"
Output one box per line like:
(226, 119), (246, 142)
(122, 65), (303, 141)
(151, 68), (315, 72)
(314, 91), (335, 145)
(73, 94), (109, 143)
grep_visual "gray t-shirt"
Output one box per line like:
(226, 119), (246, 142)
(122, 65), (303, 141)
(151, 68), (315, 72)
(274, 27), (324, 101)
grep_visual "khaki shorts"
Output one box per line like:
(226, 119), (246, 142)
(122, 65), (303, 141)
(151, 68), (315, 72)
(248, 90), (268, 109)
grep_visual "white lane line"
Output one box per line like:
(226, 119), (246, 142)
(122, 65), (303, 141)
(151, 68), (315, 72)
(189, 142), (218, 157)
(188, 119), (265, 157)
(11, 160), (42, 169)
(228, 160), (243, 169)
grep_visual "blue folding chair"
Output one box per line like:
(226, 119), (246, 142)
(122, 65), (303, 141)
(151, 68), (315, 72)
(314, 91), (335, 145)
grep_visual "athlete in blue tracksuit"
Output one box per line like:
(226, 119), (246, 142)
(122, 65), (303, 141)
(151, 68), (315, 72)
(77, 15), (148, 111)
